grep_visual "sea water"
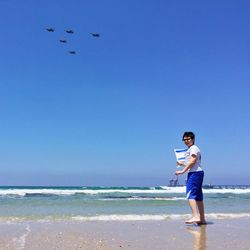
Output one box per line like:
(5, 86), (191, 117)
(0, 186), (250, 222)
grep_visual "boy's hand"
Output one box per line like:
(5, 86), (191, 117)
(175, 170), (183, 176)
(176, 161), (185, 167)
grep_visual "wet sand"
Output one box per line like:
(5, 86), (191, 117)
(0, 218), (249, 250)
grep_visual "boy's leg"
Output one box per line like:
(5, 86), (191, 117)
(185, 199), (200, 223)
(197, 201), (206, 223)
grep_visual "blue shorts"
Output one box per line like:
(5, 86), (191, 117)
(186, 171), (204, 201)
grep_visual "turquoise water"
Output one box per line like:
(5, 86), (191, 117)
(0, 186), (250, 221)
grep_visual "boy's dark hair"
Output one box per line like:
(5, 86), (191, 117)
(182, 131), (195, 141)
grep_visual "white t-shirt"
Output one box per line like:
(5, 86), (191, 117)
(185, 145), (203, 172)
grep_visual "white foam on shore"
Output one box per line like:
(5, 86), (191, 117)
(72, 214), (171, 221)
(1, 187), (250, 197)
(207, 213), (250, 219)
(12, 225), (31, 250)
(1, 213), (250, 223)
(71, 213), (250, 221)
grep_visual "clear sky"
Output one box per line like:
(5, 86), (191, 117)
(0, 0), (249, 186)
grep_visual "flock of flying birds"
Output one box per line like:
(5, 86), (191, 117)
(46, 27), (100, 55)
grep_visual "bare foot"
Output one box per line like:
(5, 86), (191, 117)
(185, 217), (200, 224)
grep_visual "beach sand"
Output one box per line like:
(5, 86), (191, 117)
(0, 218), (249, 250)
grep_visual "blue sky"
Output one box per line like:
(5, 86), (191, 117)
(0, 0), (249, 186)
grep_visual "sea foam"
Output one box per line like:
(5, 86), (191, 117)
(72, 213), (250, 221)
(1, 187), (250, 197)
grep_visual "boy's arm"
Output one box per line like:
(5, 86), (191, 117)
(176, 154), (197, 175)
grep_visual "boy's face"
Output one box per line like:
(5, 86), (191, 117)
(183, 137), (194, 147)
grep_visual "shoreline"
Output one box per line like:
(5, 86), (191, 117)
(0, 212), (250, 223)
(1, 218), (249, 249)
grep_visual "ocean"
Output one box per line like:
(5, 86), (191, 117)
(0, 186), (250, 222)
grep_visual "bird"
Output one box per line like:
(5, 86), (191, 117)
(65, 29), (74, 34)
(59, 39), (67, 43)
(90, 33), (100, 37)
(68, 51), (76, 54)
(46, 28), (55, 32)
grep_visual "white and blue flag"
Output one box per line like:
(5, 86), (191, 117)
(174, 148), (187, 166)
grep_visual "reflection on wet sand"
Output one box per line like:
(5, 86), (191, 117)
(187, 225), (207, 250)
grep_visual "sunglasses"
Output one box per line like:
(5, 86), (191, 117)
(183, 138), (192, 142)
